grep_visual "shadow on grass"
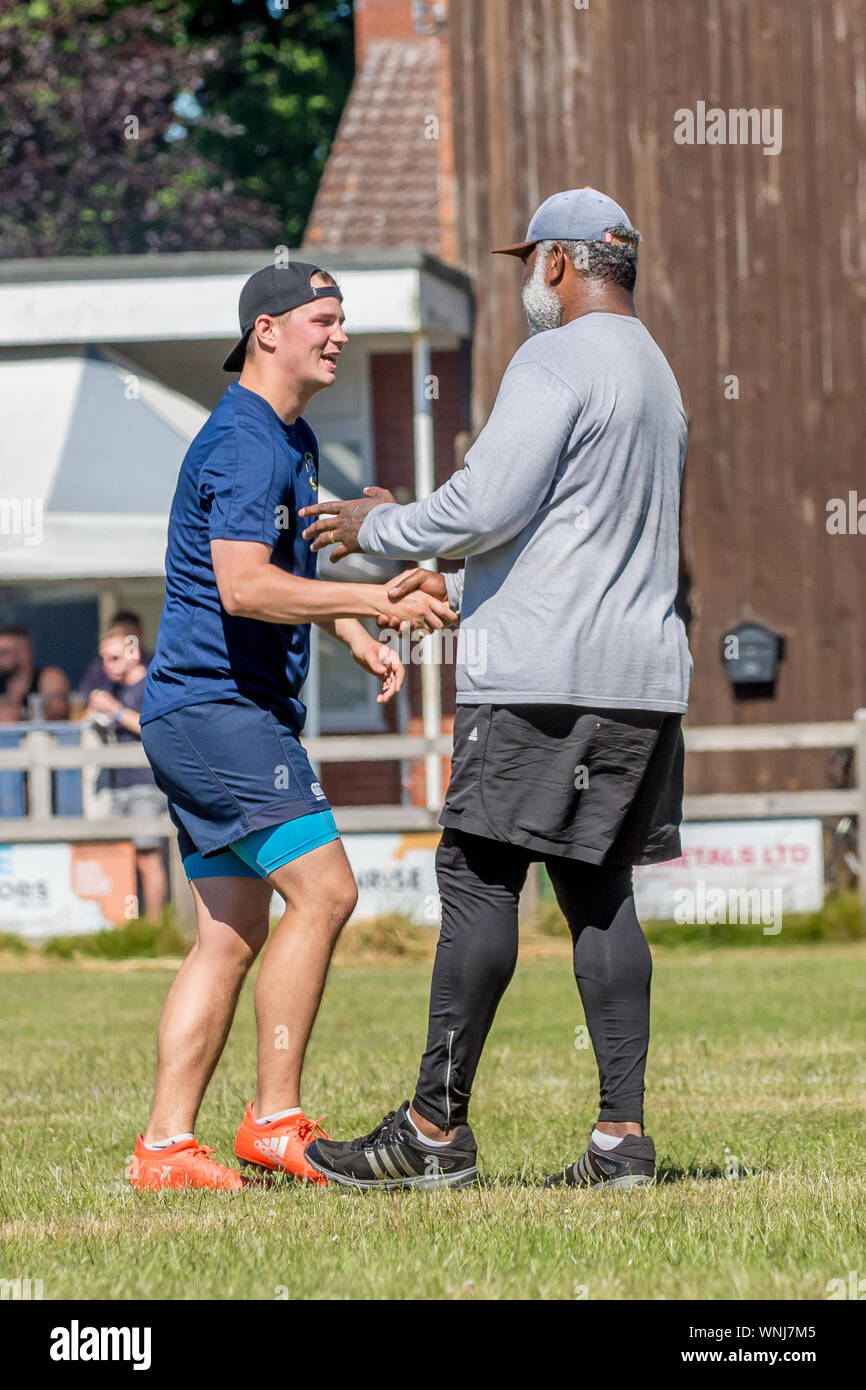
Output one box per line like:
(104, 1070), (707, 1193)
(656, 1163), (729, 1183)
(486, 1160), (769, 1188)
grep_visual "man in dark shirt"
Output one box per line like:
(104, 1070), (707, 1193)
(0, 625), (69, 720)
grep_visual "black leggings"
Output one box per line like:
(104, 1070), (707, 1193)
(412, 829), (652, 1129)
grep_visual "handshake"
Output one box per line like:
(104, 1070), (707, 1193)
(372, 567), (458, 635)
(297, 486), (459, 636)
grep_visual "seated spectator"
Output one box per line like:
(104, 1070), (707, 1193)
(86, 631), (168, 920)
(79, 610), (152, 701)
(0, 625), (70, 720)
(0, 696), (21, 723)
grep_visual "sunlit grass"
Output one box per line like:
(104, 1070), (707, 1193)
(0, 939), (863, 1299)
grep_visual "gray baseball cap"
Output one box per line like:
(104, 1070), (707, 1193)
(492, 187), (634, 257)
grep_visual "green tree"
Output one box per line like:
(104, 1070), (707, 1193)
(179, 0), (355, 243)
(0, 0), (354, 256)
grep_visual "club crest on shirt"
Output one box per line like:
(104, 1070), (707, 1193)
(303, 451), (318, 490)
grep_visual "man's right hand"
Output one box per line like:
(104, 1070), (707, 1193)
(376, 568), (452, 631)
(373, 576), (457, 633)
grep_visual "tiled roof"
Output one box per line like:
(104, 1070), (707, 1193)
(303, 39), (442, 256)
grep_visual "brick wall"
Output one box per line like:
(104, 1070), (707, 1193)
(354, 0), (418, 65)
(319, 755), (402, 807)
(369, 347), (469, 494)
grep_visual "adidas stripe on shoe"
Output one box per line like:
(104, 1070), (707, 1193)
(544, 1133), (656, 1190)
(234, 1104), (329, 1185)
(306, 1100), (479, 1190)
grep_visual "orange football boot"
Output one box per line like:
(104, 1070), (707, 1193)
(128, 1135), (246, 1191)
(234, 1105), (330, 1185)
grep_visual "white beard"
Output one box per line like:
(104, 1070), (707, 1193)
(521, 252), (563, 335)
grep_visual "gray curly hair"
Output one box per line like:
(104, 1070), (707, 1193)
(536, 223), (641, 291)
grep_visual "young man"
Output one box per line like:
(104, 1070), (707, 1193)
(129, 262), (455, 1191)
(80, 610), (152, 702)
(299, 190), (692, 1191)
(87, 630), (168, 920)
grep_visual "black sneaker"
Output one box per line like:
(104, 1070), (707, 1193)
(306, 1101), (479, 1190)
(544, 1132), (656, 1190)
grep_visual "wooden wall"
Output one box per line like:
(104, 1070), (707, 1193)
(446, 0), (866, 792)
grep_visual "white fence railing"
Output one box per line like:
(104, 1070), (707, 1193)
(1, 712), (864, 912)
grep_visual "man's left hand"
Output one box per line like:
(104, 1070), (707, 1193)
(299, 486), (395, 562)
(348, 630), (405, 703)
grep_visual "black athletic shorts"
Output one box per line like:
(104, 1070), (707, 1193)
(439, 703), (684, 867)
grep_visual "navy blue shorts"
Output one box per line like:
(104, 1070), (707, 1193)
(141, 696), (332, 861)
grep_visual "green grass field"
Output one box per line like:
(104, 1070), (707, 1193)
(0, 936), (864, 1300)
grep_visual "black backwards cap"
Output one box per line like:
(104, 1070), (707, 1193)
(222, 262), (343, 373)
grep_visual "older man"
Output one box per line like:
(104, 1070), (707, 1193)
(300, 189), (692, 1190)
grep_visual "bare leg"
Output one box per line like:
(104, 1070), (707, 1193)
(595, 1119), (643, 1137)
(253, 838), (357, 1118)
(137, 847), (168, 920)
(143, 875), (272, 1143)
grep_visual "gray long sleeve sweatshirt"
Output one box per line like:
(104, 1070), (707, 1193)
(357, 311), (692, 713)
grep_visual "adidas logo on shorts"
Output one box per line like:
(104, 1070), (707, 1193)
(468, 727), (478, 742)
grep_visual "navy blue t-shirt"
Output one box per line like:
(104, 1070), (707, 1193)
(141, 383), (320, 731)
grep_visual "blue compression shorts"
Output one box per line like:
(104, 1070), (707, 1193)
(181, 809), (339, 881)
